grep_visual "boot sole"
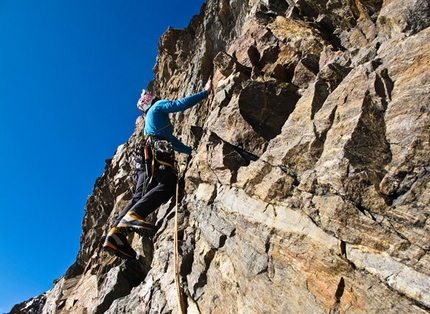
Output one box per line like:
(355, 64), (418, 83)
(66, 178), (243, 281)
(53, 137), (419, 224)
(103, 243), (136, 260)
(117, 224), (157, 237)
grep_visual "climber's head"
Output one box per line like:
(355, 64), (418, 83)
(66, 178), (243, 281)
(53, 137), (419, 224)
(137, 89), (156, 114)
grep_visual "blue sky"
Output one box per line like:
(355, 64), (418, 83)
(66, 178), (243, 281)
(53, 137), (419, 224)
(0, 0), (205, 312)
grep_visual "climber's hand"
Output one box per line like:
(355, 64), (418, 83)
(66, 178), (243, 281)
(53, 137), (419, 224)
(205, 78), (213, 94)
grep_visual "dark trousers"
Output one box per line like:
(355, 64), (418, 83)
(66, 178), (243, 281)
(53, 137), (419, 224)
(113, 164), (177, 227)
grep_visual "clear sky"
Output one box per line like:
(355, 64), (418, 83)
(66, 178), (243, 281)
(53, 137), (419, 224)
(0, 0), (205, 312)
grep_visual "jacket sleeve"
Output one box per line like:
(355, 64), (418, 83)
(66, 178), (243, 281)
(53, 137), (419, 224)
(171, 135), (192, 155)
(155, 90), (208, 113)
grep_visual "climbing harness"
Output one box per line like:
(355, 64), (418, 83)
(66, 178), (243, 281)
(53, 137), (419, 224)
(145, 134), (176, 170)
(127, 133), (177, 196)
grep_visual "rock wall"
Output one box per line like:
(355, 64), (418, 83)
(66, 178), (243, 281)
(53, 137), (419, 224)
(10, 0), (430, 313)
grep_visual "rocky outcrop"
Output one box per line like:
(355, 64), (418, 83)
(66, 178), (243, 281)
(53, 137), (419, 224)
(10, 0), (430, 313)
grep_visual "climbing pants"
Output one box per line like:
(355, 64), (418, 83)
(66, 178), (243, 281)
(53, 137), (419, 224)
(113, 163), (177, 227)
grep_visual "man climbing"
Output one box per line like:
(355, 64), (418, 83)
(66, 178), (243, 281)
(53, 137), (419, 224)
(103, 78), (213, 259)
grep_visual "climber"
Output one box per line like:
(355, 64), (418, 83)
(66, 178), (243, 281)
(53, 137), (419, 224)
(103, 78), (213, 259)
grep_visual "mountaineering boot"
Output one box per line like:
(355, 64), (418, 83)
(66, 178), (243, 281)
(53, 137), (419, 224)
(117, 211), (157, 237)
(103, 227), (137, 259)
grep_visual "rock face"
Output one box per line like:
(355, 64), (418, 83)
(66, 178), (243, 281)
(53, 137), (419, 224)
(10, 0), (430, 313)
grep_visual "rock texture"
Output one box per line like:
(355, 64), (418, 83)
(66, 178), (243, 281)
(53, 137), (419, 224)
(10, 0), (430, 313)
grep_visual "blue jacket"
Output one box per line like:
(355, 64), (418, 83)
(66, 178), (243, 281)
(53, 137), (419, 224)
(144, 90), (208, 155)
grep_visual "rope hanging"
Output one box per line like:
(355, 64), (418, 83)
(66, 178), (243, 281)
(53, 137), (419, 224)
(174, 178), (186, 314)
